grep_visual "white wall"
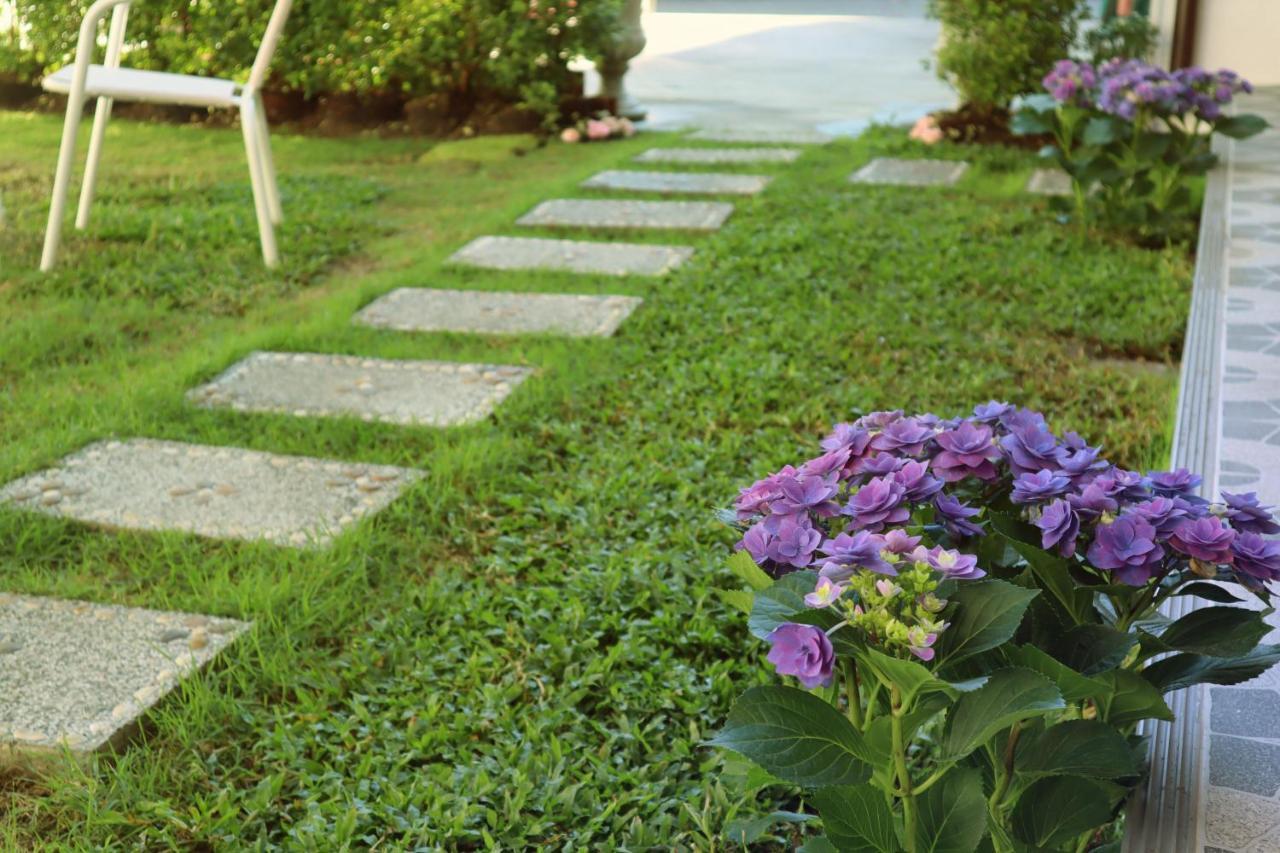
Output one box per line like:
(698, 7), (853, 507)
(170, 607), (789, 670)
(1194, 0), (1280, 85)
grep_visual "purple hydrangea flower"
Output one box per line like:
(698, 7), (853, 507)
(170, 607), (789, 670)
(1000, 422), (1065, 476)
(818, 530), (894, 580)
(1086, 516), (1165, 586)
(855, 410), (904, 430)
(804, 576), (844, 609)
(854, 452), (907, 479)
(822, 423), (871, 455)
(765, 623), (835, 689)
(1232, 533), (1280, 585)
(911, 545), (985, 580)
(800, 447), (852, 479)
(906, 625), (939, 662)
(764, 514), (824, 569)
(1107, 469), (1155, 502)
(1130, 496), (1197, 537)
(1036, 499), (1080, 557)
(1168, 516), (1236, 564)
(869, 417), (935, 457)
(734, 466), (795, 520)
(770, 472), (841, 517)
(1222, 491), (1280, 536)
(894, 460), (944, 503)
(845, 476), (910, 532)
(972, 400), (1014, 424)
(882, 528), (921, 554)
(1012, 469), (1072, 505)
(932, 421), (1001, 483)
(739, 521), (772, 565)
(1044, 59), (1099, 106)
(1058, 441), (1109, 484)
(933, 494), (984, 539)
(1069, 481), (1120, 520)
(1149, 468), (1203, 498)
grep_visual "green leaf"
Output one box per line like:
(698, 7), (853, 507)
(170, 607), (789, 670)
(1083, 116), (1120, 146)
(998, 528), (1094, 625)
(798, 837), (841, 853)
(915, 767), (989, 853)
(1143, 644), (1280, 693)
(934, 580), (1039, 667)
(749, 571), (816, 639)
(1175, 582), (1245, 604)
(728, 549), (774, 592)
(725, 810), (816, 845)
(716, 587), (755, 615)
(854, 646), (981, 709)
(709, 686), (873, 787)
(1094, 669), (1173, 727)
(1141, 606), (1271, 658)
(1003, 645), (1108, 703)
(1010, 776), (1113, 848)
(1011, 109), (1052, 136)
(812, 784), (900, 853)
(1050, 624), (1137, 676)
(1017, 720), (1139, 779)
(941, 668), (1064, 761)
(1215, 113), (1270, 140)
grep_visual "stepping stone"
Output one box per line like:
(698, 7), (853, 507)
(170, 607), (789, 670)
(0, 438), (422, 547)
(689, 128), (831, 145)
(449, 235), (692, 276)
(635, 147), (801, 165)
(189, 352), (532, 427)
(1026, 168), (1073, 196)
(582, 170), (770, 196)
(517, 198), (733, 231)
(353, 288), (643, 338)
(849, 157), (969, 187)
(0, 593), (247, 768)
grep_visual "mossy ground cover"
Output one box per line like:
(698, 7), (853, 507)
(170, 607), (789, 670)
(0, 111), (1188, 847)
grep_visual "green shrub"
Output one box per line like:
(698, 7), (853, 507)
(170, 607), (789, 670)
(929, 0), (1087, 111)
(0, 0), (621, 126)
(1084, 14), (1159, 64)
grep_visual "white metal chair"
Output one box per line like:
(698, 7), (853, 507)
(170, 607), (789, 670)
(40, 0), (293, 271)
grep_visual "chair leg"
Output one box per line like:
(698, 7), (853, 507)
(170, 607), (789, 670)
(253, 95), (283, 225)
(41, 95), (87, 272)
(75, 95), (114, 230)
(240, 101), (279, 268)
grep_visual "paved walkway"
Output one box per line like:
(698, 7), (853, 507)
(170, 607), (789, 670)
(625, 0), (954, 138)
(1200, 86), (1280, 853)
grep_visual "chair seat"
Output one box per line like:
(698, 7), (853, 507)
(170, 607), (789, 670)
(43, 65), (239, 108)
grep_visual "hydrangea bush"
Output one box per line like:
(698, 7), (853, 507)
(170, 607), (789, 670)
(1013, 59), (1268, 244)
(713, 404), (1280, 852)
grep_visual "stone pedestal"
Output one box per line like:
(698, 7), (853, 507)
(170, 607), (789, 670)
(599, 0), (647, 120)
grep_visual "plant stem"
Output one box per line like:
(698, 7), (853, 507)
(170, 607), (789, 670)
(890, 685), (918, 853)
(988, 721), (1022, 813)
(844, 659), (864, 729)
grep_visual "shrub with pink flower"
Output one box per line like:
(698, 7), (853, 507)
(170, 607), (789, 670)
(559, 113), (638, 144)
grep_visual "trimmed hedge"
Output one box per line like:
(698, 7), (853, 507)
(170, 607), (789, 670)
(0, 0), (622, 126)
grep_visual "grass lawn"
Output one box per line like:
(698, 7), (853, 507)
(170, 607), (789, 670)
(0, 110), (1190, 847)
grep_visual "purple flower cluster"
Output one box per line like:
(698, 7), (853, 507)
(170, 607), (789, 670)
(734, 404), (1280, 591)
(1043, 58), (1253, 124)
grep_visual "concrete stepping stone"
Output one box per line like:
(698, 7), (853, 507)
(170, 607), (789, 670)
(189, 352), (532, 427)
(849, 157), (969, 187)
(0, 438), (422, 547)
(635, 147), (801, 165)
(1026, 168), (1073, 196)
(449, 235), (692, 276)
(517, 198), (733, 232)
(0, 593), (247, 768)
(689, 128), (831, 145)
(582, 170), (770, 196)
(353, 288), (642, 338)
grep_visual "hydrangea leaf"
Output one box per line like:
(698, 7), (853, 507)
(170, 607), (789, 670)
(748, 571), (816, 640)
(1137, 606), (1271, 659)
(708, 685), (874, 787)
(1174, 582), (1245, 604)
(728, 549), (774, 592)
(716, 587), (755, 615)
(1215, 113), (1270, 140)
(812, 784), (900, 853)
(854, 646), (981, 710)
(1011, 776), (1113, 848)
(1016, 719), (1139, 780)
(1049, 624), (1137, 676)
(1002, 644), (1108, 703)
(915, 767), (988, 853)
(1143, 644), (1280, 693)
(933, 579), (1039, 667)
(941, 668), (1064, 761)
(1093, 669), (1173, 727)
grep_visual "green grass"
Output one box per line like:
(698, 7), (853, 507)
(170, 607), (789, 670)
(0, 111), (1189, 848)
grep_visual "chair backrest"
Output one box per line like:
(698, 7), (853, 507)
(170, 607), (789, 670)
(245, 0), (294, 95)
